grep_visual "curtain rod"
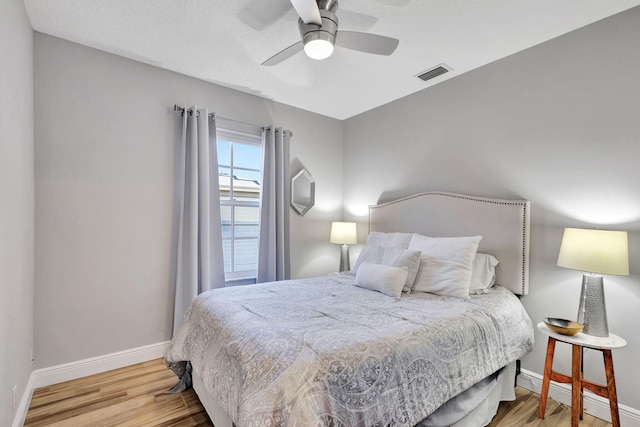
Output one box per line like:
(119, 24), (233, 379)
(173, 105), (293, 137)
(173, 104), (214, 119)
(173, 104), (264, 130)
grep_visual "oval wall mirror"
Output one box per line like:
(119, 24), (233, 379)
(291, 168), (315, 216)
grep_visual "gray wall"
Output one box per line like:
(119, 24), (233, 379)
(0, 0), (34, 425)
(343, 7), (640, 410)
(34, 34), (343, 368)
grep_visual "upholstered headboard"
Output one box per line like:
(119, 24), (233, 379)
(369, 192), (530, 295)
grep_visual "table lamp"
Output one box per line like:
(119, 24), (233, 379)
(556, 227), (629, 337)
(330, 222), (357, 272)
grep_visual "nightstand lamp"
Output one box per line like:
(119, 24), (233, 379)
(330, 222), (357, 272)
(557, 227), (629, 337)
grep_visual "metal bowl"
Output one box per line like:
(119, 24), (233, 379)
(544, 317), (584, 336)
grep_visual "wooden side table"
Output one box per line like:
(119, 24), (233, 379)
(537, 322), (626, 427)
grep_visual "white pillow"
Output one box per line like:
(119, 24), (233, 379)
(354, 262), (409, 298)
(408, 234), (482, 298)
(351, 231), (413, 273)
(351, 244), (384, 274)
(352, 245), (420, 290)
(469, 253), (499, 294)
(380, 247), (422, 293)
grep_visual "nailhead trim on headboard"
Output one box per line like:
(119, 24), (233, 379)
(369, 192), (530, 295)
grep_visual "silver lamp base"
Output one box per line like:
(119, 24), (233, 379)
(338, 244), (351, 272)
(577, 274), (609, 337)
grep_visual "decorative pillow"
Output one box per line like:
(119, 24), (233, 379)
(380, 247), (422, 292)
(351, 231), (413, 273)
(354, 262), (409, 298)
(408, 234), (482, 298)
(469, 253), (499, 294)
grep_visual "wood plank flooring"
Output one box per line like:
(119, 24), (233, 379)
(24, 359), (211, 427)
(25, 358), (612, 426)
(489, 386), (611, 427)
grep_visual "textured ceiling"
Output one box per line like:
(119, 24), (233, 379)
(23, 0), (640, 120)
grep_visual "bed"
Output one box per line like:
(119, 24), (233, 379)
(166, 192), (534, 427)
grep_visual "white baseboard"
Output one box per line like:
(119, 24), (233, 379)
(518, 368), (640, 426)
(32, 341), (171, 388)
(11, 341), (171, 427)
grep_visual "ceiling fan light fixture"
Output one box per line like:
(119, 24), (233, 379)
(262, 0), (398, 66)
(304, 38), (334, 60)
(303, 32), (335, 60)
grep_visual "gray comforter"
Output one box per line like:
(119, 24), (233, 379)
(166, 275), (534, 427)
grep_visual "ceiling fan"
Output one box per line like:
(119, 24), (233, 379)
(262, 0), (399, 66)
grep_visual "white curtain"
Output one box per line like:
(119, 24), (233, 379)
(257, 127), (291, 282)
(173, 106), (225, 336)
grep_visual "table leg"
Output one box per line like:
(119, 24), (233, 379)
(579, 347), (584, 420)
(603, 350), (621, 427)
(571, 344), (582, 427)
(538, 337), (556, 419)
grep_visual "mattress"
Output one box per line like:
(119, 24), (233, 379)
(166, 274), (534, 427)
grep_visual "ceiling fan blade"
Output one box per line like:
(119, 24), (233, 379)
(335, 30), (399, 55)
(289, 0), (322, 25)
(262, 41), (304, 66)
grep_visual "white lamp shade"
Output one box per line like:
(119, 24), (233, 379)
(557, 228), (629, 275)
(330, 222), (357, 245)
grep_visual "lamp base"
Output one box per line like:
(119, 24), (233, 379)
(338, 244), (350, 272)
(577, 274), (609, 337)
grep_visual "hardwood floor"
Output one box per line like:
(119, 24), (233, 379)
(489, 386), (611, 427)
(25, 358), (612, 427)
(24, 359), (211, 427)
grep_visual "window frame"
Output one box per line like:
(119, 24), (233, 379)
(217, 126), (263, 283)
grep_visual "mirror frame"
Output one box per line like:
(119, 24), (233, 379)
(290, 168), (315, 216)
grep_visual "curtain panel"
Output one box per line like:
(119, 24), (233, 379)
(257, 127), (291, 282)
(173, 106), (225, 336)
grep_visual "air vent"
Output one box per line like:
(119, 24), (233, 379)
(416, 64), (451, 82)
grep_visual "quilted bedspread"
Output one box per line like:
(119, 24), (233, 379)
(166, 275), (533, 427)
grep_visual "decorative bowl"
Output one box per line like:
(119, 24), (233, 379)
(544, 317), (584, 336)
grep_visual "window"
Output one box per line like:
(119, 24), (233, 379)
(217, 127), (263, 281)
